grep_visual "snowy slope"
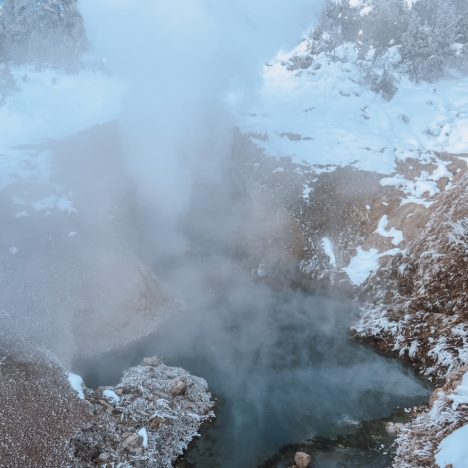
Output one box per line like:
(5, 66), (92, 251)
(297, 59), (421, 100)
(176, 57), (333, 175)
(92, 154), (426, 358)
(240, 43), (468, 175)
(240, 41), (468, 287)
(0, 66), (123, 208)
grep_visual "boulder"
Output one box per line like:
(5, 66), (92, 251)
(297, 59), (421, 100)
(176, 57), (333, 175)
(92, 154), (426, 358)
(170, 379), (187, 397)
(294, 451), (312, 468)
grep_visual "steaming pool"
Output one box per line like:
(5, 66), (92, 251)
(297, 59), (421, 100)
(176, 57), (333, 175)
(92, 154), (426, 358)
(77, 292), (430, 467)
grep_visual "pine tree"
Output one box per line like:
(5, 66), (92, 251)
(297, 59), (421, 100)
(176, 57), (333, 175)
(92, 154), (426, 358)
(401, 0), (458, 81)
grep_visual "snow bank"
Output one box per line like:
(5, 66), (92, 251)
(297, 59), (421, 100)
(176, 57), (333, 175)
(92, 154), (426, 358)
(343, 246), (400, 286)
(436, 424), (468, 468)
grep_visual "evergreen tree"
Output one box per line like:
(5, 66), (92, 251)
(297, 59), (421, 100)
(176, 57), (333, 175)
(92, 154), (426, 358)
(401, 0), (458, 81)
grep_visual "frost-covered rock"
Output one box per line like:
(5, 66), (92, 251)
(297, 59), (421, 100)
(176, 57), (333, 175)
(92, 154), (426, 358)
(69, 357), (214, 467)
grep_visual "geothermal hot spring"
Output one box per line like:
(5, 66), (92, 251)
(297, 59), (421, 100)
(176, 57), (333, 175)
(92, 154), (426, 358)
(73, 3), (430, 466)
(76, 232), (430, 467)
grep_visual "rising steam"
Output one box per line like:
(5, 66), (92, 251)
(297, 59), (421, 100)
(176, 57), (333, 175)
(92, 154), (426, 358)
(78, 0), (320, 257)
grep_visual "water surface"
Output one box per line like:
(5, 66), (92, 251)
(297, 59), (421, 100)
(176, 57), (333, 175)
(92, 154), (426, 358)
(77, 290), (429, 467)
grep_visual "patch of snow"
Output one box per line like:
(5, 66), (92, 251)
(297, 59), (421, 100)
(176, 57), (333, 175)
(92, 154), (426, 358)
(360, 5), (373, 16)
(303, 184), (313, 200)
(19, 194), (77, 214)
(408, 340), (419, 359)
(344, 248), (380, 286)
(375, 215), (404, 245)
(256, 263), (266, 278)
(379, 161), (451, 207)
(103, 389), (121, 405)
(436, 424), (468, 468)
(137, 428), (148, 449)
(343, 247), (401, 286)
(34, 195), (76, 214)
(68, 373), (85, 400)
(449, 372), (468, 410)
(321, 237), (337, 267)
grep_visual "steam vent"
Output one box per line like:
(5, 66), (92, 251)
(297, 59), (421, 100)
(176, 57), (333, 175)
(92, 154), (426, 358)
(0, 1), (467, 467)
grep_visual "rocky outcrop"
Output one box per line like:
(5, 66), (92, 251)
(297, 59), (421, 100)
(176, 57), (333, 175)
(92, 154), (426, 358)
(0, 124), (179, 365)
(69, 357), (214, 467)
(0, 346), (213, 468)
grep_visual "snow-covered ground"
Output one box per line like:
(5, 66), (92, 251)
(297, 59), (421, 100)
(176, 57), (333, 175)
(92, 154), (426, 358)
(437, 424), (468, 468)
(0, 66), (123, 209)
(241, 41), (468, 287)
(343, 247), (401, 286)
(241, 43), (468, 176)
